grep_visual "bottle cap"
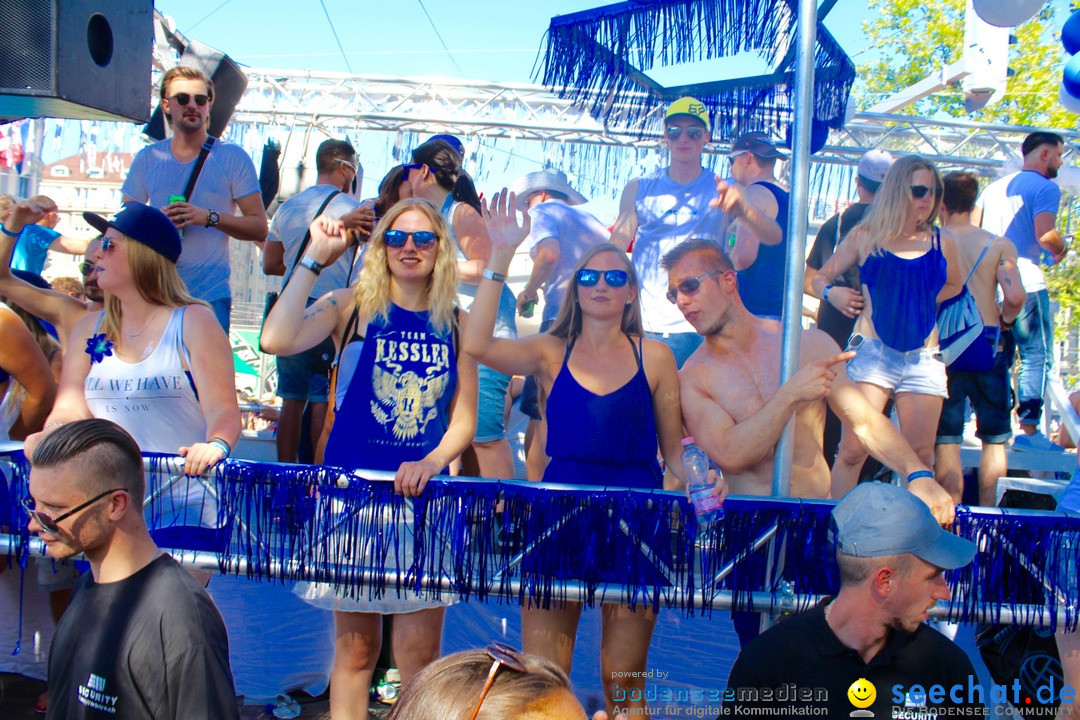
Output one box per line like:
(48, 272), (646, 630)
(681, 437), (694, 446)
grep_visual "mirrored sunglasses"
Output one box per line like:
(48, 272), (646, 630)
(666, 269), (721, 304)
(576, 268), (628, 288)
(665, 126), (706, 141)
(170, 93), (210, 107)
(22, 488), (127, 536)
(910, 184), (935, 199)
(100, 235), (118, 253)
(384, 229), (438, 249)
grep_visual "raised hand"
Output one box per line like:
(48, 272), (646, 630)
(306, 214), (353, 266)
(783, 351), (856, 404)
(481, 188), (531, 254)
(710, 177), (746, 217)
(10, 197), (58, 228)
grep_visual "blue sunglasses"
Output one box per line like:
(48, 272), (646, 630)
(576, 268), (628, 288)
(384, 229), (438, 249)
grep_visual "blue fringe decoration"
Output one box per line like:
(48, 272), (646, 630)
(538, 0), (856, 138)
(2, 452), (1077, 629)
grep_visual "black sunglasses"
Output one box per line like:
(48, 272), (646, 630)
(666, 269), (721, 304)
(23, 488), (127, 536)
(79, 261), (99, 275)
(384, 229), (438, 250)
(468, 643), (528, 720)
(170, 93), (210, 107)
(666, 126), (706, 141)
(910, 184), (935, 199)
(402, 163), (428, 180)
(576, 268), (628, 288)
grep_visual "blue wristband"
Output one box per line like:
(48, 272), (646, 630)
(0, 225), (19, 238)
(907, 470), (935, 483)
(207, 437), (231, 458)
(823, 285), (834, 303)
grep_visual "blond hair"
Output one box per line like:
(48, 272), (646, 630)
(159, 65), (214, 101)
(548, 243), (644, 341)
(851, 155), (943, 256)
(100, 237), (207, 346)
(352, 198), (459, 335)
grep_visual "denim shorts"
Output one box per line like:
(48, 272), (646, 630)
(475, 364), (510, 443)
(276, 340), (332, 402)
(937, 331), (1015, 445)
(845, 335), (947, 398)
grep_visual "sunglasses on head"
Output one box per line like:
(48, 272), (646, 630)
(384, 229), (438, 249)
(576, 268), (628, 288)
(23, 488), (127, 536)
(79, 261), (99, 276)
(666, 269), (721, 304)
(468, 643), (528, 720)
(910, 184), (935, 199)
(666, 126), (706, 141)
(170, 93), (210, 107)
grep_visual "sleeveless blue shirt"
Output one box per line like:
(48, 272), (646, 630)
(324, 304), (457, 471)
(859, 229), (948, 352)
(736, 182), (789, 318)
(543, 336), (663, 490)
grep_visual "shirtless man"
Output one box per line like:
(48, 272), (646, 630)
(667, 239), (954, 523)
(0, 197), (103, 350)
(934, 171), (1026, 506)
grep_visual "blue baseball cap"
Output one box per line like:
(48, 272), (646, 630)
(428, 134), (466, 158)
(83, 202), (182, 263)
(832, 482), (975, 570)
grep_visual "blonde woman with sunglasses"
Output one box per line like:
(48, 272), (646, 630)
(261, 197), (478, 720)
(463, 190), (725, 720)
(809, 156), (962, 501)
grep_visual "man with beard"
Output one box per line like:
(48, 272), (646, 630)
(722, 482), (980, 717)
(973, 131), (1069, 452)
(665, 239), (954, 522)
(0, 197), (104, 349)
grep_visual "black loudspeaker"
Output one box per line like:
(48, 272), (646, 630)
(142, 41), (248, 141)
(0, 0), (153, 123)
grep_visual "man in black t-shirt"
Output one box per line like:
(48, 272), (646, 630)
(25, 419), (239, 720)
(723, 482), (980, 718)
(805, 150), (894, 468)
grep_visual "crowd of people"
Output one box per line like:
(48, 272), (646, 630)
(0, 65), (1077, 720)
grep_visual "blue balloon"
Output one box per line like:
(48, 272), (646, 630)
(1063, 10), (1080, 56)
(1064, 53), (1080, 99)
(784, 119), (829, 155)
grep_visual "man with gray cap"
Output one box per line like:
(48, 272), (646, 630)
(728, 130), (789, 320)
(805, 149), (894, 468)
(511, 168), (609, 479)
(724, 481), (980, 717)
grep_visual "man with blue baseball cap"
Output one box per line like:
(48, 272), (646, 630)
(724, 482), (981, 716)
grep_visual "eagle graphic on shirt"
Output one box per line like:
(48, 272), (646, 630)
(370, 362), (451, 441)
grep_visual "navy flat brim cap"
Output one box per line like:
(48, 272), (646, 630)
(832, 481), (976, 570)
(84, 202), (182, 263)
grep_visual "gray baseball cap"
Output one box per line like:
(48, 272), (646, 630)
(832, 482), (975, 570)
(857, 149), (895, 186)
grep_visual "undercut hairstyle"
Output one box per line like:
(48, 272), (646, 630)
(836, 550), (913, 586)
(548, 243), (643, 341)
(1022, 131), (1064, 158)
(661, 238), (734, 273)
(32, 419), (146, 509)
(159, 65), (214, 102)
(386, 647), (572, 720)
(942, 171), (980, 215)
(411, 139), (483, 213)
(315, 139), (356, 175)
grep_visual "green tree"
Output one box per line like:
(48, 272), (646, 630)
(857, 0), (1076, 127)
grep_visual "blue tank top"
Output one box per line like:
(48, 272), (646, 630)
(324, 304), (457, 471)
(737, 182), (789, 318)
(859, 229), (948, 352)
(543, 335), (663, 490)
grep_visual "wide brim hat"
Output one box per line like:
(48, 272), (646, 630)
(84, 202), (182, 263)
(510, 168), (587, 211)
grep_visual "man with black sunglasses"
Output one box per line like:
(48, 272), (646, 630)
(122, 65), (267, 332)
(27, 419), (239, 719)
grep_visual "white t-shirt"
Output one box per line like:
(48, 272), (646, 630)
(975, 169), (1061, 292)
(266, 184), (361, 298)
(122, 138), (261, 303)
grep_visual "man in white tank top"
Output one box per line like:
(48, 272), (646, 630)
(610, 96), (781, 367)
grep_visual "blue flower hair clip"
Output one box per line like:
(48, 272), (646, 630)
(85, 332), (114, 365)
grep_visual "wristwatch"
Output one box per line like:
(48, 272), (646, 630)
(205, 210), (220, 228)
(482, 268), (507, 283)
(299, 256), (323, 276)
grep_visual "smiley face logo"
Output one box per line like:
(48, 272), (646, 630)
(847, 678), (876, 709)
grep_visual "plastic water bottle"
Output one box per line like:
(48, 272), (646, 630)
(682, 437), (722, 526)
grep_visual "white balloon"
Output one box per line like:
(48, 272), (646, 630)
(1060, 85), (1080, 114)
(843, 96), (857, 127)
(972, 0), (1045, 27)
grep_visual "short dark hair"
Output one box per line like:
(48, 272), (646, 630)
(836, 550), (912, 586)
(942, 171), (980, 215)
(32, 419), (146, 509)
(316, 139), (356, 176)
(661, 238), (733, 273)
(1021, 131), (1063, 158)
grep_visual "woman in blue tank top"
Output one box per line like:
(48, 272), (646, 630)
(262, 198), (478, 720)
(464, 190), (725, 720)
(810, 156), (962, 500)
